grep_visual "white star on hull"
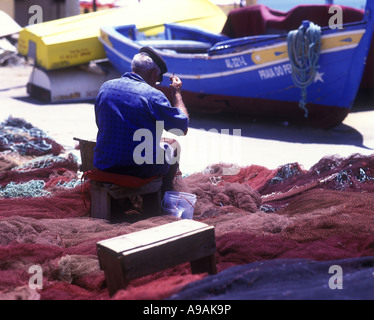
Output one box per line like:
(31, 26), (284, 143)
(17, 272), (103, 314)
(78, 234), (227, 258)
(314, 71), (325, 83)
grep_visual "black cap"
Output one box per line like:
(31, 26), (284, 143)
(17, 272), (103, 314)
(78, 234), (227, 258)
(139, 46), (167, 82)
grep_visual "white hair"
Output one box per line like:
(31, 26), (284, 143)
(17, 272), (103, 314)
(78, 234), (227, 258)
(131, 52), (161, 76)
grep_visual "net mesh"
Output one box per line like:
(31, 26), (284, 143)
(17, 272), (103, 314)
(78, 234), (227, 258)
(1, 118), (374, 300)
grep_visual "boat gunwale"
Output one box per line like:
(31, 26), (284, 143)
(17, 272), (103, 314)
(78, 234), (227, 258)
(99, 29), (365, 81)
(100, 19), (368, 64)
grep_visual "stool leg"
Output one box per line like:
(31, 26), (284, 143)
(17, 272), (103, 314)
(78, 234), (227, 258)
(142, 190), (162, 217)
(91, 183), (111, 221)
(190, 255), (217, 275)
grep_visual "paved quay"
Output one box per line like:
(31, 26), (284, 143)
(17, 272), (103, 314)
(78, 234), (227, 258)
(1, 64), (374, 175)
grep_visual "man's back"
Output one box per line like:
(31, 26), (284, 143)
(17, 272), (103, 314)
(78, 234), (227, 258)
(94, 72), (188, 173)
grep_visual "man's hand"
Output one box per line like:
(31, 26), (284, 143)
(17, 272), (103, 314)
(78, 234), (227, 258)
(170, 75), (183, 92)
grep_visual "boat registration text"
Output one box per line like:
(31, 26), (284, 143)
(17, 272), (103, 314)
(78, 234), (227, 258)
(225, 56), (248, 69)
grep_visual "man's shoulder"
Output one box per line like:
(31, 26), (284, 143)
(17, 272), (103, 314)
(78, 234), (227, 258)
(98, 78), (123, 91)
(148, 87), (170, 105)
(99, 75), (169, 104)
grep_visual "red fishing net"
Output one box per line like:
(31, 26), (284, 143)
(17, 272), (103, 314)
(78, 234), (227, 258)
(1, 118), (374, 300)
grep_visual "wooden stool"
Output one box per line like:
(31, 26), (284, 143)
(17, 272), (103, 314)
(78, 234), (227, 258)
(90, 177), (163, 221)
(74, 137), (163, 221)
(96, 220), (217, 296)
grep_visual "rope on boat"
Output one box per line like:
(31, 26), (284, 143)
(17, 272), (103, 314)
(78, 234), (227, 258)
(287, 20), (322, 118)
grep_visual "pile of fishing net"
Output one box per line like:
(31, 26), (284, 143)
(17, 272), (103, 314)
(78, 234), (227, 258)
(0, 117), (373, 300)
(0, 116), (82, 204)
(0, 117), (63, 157)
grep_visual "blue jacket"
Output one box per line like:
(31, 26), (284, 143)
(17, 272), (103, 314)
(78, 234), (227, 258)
(94, 72), (188, 173)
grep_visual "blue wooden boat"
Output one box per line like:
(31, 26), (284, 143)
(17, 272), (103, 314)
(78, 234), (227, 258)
(99, 1), (374, 128)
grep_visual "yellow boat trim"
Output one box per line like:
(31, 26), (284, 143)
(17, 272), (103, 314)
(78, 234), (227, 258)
(100, 29), (113, 48)
(251, 30), (365, 65)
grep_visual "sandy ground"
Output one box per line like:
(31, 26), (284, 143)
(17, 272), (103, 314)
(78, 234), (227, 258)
(1, 63), (374, 175)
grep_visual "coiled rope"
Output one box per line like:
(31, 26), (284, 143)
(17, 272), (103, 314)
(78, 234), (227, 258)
(287, 20), (322, 117)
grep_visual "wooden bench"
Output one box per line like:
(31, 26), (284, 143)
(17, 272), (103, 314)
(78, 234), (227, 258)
(74, 137), (163, 221)
(96, 220), (217, 296)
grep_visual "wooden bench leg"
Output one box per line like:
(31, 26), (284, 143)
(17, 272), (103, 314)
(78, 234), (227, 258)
(97, 247), (129, 296)
(190, 254), (217, 275)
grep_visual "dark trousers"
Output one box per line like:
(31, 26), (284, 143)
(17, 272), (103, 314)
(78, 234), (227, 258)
(105, 138), (181, 199)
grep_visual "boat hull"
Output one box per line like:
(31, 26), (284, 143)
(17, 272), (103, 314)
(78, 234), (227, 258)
(165, 88), (350, 129)
(100, 2), (374, 127)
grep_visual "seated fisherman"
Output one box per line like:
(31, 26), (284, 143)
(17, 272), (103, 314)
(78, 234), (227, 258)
(93, 46), (189, 198)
